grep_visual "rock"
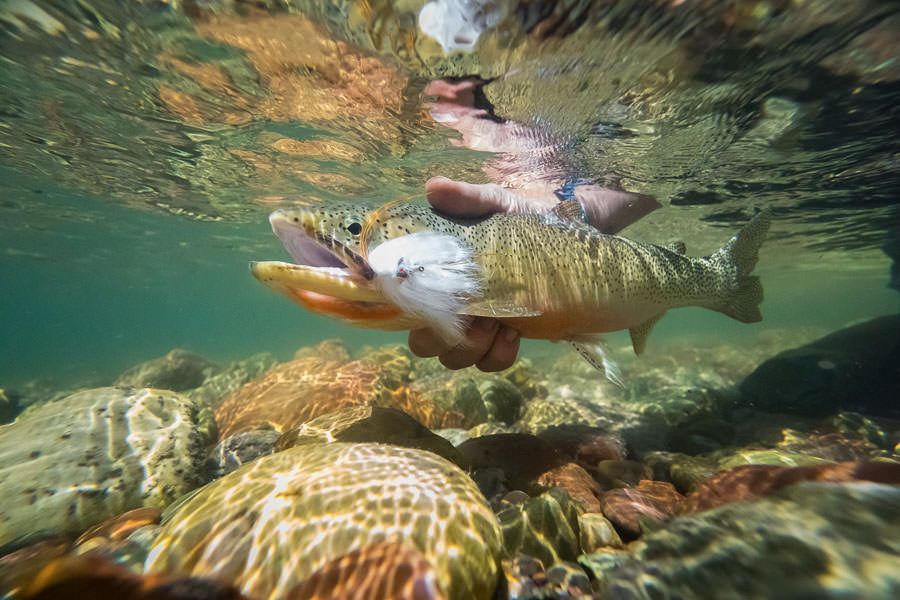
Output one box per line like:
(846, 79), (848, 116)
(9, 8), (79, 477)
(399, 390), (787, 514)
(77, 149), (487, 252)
(0, 388), (20, 424)
(293, 338), (351, 363)
(74, 507), (162, 548)
(501, 359), (548, 401)
(594, 460), (653, 489)
(479, 377), (524, 425)
(275, 406), (465, 467)
(585, 483), (900, 598)
(578, 512), (623, 553)
(0, 388), (205, 547)
(434, 428), (470, 446)
(458, 434), (565, 490)
(285, 542), (444, 599)
(600, 480), (684, 540)
(115, 349), (218, 392)
(205, 429), (281, 480)
(739, 315), (900, 417)
(680, 461), (900, 514)
(545, 562), (593, 597)
(536, 425), (626, 471)
(717, 449), (835, 469)
(187, 352), (276, 411)
(215, 349), (479, 438)
(501, 555), (545, 600)
(467, 422), (519, 438)
(0, 538), (71, 597)
(145, 443), (501, 599)
(471, 467), (509, 506)
(497, 489), (581, 567)
(409, 372), (488, 428)
(518, 397), (615, 434)
(534, 463), (603, 513)
(775, 430), (884, 462)
(644, 451), (719, 494)
(10, 553), (247, 599)
(830, 411), (890, 449)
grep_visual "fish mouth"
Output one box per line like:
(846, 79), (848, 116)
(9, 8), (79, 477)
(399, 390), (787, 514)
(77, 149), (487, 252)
(250, 209), (384, 304)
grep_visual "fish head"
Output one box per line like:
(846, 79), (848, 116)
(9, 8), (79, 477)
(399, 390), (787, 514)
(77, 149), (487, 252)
(250, 202), (426, 329)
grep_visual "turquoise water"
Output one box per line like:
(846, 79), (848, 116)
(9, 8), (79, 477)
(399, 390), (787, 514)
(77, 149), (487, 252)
(1, 1), (899, 598)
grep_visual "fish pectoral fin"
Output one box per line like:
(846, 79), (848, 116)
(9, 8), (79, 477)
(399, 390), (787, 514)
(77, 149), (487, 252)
(570, 339), (625, 387)
(664, 240), (687, 254)
(462, 300), (543, 318)
(629, 312), (666, 355)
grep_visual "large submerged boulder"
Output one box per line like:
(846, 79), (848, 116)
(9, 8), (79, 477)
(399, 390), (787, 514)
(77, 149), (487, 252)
(145, 443), (502, 599)
(583, 483), (900, 598)
(740, 315), (900, 417)
(0, 387), (206, 547)
(115, 349), (218, 392)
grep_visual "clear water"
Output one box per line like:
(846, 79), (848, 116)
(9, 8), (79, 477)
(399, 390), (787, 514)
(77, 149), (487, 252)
(1, 0), (898, 597)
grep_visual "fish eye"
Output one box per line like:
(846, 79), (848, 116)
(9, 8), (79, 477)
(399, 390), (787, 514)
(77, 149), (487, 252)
(346, 222), (362, 235)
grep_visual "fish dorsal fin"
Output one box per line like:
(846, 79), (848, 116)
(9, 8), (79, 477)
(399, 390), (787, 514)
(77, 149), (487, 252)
(462, 299), (542, 318)
(570, 339), (624, 387)
(629, 312), (665, 355)
(664, 241), (687, 254)
(549, 201), (586, 223)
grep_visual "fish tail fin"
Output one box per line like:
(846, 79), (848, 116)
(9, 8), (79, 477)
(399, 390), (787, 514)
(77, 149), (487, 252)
(707, 209), (771, 323)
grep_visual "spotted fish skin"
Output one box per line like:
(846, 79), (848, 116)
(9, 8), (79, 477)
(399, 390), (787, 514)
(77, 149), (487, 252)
(278, 200), (770, 349)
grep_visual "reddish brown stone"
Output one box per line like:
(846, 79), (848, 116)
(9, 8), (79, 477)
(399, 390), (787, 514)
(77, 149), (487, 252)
(536, 425), (626, 470)
(534, 463), (604, 513)
(215, 354), (471, 438)
(0, 538), (71, 597)
(15, 553), (246, 599)
(680, 460), (900, 514)
(75, 507), (162, 546)
(286, 542), (444, 600)
(601, 480), (684, 540)
(458, 434), (565, 490)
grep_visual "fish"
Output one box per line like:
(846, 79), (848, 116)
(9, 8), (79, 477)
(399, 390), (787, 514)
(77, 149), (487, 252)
(251, 200), (770, 376)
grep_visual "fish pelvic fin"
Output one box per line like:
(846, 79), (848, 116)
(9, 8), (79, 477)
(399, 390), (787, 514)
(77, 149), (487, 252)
(706, 209), (771, 323)
(570, 340), (625, 387)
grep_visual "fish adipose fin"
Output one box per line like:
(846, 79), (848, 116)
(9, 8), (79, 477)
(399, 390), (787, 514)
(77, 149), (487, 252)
(629, 312), (665, 355)
(706, 209), (772, 323)
(368, 232), (483, 346)
(570, 340), (624, 387)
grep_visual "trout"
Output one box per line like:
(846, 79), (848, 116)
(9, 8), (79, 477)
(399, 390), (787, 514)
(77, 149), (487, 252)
(251, 200), (770, 375)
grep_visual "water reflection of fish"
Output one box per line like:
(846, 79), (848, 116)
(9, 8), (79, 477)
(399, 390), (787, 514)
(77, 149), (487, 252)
(251, 201), (770, 374)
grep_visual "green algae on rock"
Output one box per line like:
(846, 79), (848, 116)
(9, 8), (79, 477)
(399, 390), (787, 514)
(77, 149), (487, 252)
(583, 483), (900, 599)
(0, 387), (206, 548)
(145, 443), (502, 599)
(115, 349), (219, 392)
(497, 488), (581, 567)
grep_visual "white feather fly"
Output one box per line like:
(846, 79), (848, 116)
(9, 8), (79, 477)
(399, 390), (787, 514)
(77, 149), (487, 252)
(367, 232), (483, 346)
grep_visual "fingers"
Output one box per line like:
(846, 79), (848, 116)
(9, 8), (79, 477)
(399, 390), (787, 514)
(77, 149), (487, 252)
(438, 318), (499, 370)
(408, 318), (521, 372)
(476, 325), (521, 372)
(408, 327), (446, 358)
(426, 177), (519, 218)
